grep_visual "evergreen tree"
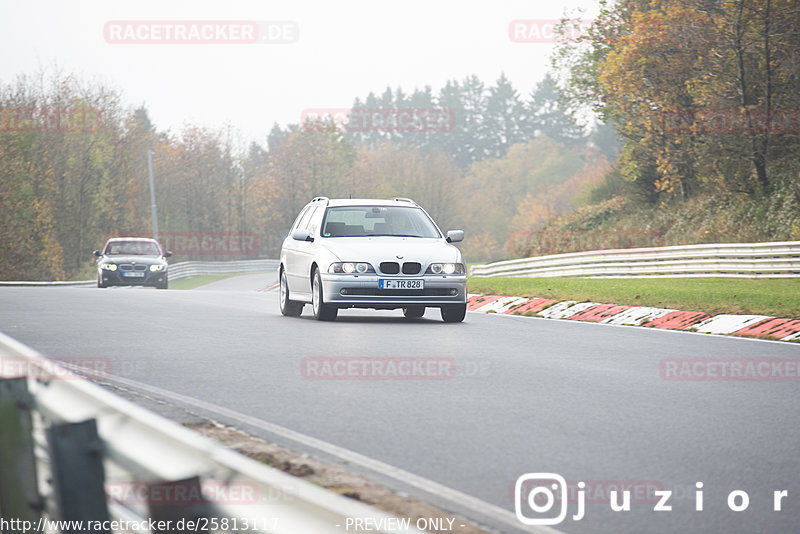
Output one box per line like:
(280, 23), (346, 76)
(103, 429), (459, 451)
(526, 73), (585, 146)
(484, 73), (526, 159)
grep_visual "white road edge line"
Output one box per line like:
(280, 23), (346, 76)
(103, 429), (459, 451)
(91, 370), (563, 534)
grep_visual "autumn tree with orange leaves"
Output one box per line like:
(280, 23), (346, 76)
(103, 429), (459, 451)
(557, 0), (800, 199)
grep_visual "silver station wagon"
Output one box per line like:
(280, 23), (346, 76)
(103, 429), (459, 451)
(279, 197), (467, 322)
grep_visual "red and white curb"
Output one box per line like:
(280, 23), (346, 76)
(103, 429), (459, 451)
(467, 294), (800, 342)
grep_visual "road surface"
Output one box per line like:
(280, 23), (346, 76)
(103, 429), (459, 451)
(1, 275), (798, 533)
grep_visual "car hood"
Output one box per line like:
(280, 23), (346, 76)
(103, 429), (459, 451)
(318, 237), (462, 264)
(101, 255), (166, 264)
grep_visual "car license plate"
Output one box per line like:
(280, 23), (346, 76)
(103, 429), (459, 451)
(123, 272), (145, 277)
(380, 279), (423, 290)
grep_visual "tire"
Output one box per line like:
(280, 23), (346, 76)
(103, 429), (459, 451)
(312, 269), (338, 321)
(97, 274), (106, 288)
(402, 306), (425, 319)
(155, 274), (168, 290)
(280, 269), (303, 317)
(440, 303), (466, 323)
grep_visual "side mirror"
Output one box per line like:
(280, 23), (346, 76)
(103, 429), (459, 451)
(446, 230), (464, 243)
(163, 251), (173, 258)
(93, 250), (103, 257)
(291, 229), (313, 242)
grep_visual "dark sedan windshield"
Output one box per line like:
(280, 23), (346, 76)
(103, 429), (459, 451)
(322, 206), (440, 238)
(105, 240), (162, 255)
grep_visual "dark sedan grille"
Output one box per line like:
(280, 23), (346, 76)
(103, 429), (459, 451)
(380, 262), (400, 274)
(120, 264), (147, 271)
(380, 261), (422, 275)
(402, 262), (421, 274)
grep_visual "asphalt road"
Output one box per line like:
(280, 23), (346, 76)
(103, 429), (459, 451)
(1, 276), (798, 534)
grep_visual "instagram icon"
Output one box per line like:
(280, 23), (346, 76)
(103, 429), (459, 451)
(515, 473), (584, 525)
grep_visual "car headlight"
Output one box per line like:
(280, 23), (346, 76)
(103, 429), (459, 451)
(149, 264), (166, 271)
(329, 262), (375, 274)
(426, 263), (465, 275)
(101, 263), (117, 271)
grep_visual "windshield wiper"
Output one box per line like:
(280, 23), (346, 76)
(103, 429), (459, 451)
(363, 234), (422, 238)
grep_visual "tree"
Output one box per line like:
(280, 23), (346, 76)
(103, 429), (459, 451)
(525, 73), (585, 146)
(555, 0), (800, 199)
(458, 136), (585, 260)
(483, 73), (527, 159)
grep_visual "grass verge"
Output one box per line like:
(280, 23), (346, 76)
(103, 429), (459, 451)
(169, 272), (254, 290)
(468, 277), (800, 319)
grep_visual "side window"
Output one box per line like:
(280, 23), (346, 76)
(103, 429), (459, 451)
(290, 206), (311, 232)
(297, 205), (318, 231)
(307, 206), (324, 237)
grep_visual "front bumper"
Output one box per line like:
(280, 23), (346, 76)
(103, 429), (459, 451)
(320, 273), (466, 309)
(100, 269), (167, 286)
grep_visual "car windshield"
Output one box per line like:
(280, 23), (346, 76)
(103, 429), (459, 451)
(105, 240), (162, 255)
(322, 206), (440, 238)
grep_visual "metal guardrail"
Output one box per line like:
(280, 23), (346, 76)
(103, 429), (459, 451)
(0, 259), (279, 287)
(0, 332), (421, 533)
(168, 259), (278, 281)
(0, 280), (96, 287)
(470, 241), (800, 279)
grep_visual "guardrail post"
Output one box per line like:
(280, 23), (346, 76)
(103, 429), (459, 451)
(147, 476), (213, 531)
(0, 377), (42, 521)
(46, 419), (111, 530)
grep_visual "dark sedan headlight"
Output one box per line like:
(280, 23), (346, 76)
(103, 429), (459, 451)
(101, 263), (117, 271)
(149, 264), (166, 271)
(426, 263), (465, 275)
(329, 262), (375, 274)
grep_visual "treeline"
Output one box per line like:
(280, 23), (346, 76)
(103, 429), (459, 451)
(10, 0), (793, 282)
(0, 70), (608, 280)
(545, 0), (800, 245)
(340, 73), (602, 167)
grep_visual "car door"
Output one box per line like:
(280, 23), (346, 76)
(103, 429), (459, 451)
(284, 205), (310, 294)
(292, 205), (321, 297)
(286, 205), (318, 298)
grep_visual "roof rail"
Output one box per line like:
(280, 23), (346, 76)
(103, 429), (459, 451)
(388, 197), (417, 205)
(310, 196), (330, 205)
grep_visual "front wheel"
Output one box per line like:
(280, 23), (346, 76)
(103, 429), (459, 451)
(312, 269), (338, 321)
(402, 306), (425, 319)
(155, 274), (168, 289)
(440, 303), (466, 323)
(97, 274), (106, 288)
(280, 269), (303, 317)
